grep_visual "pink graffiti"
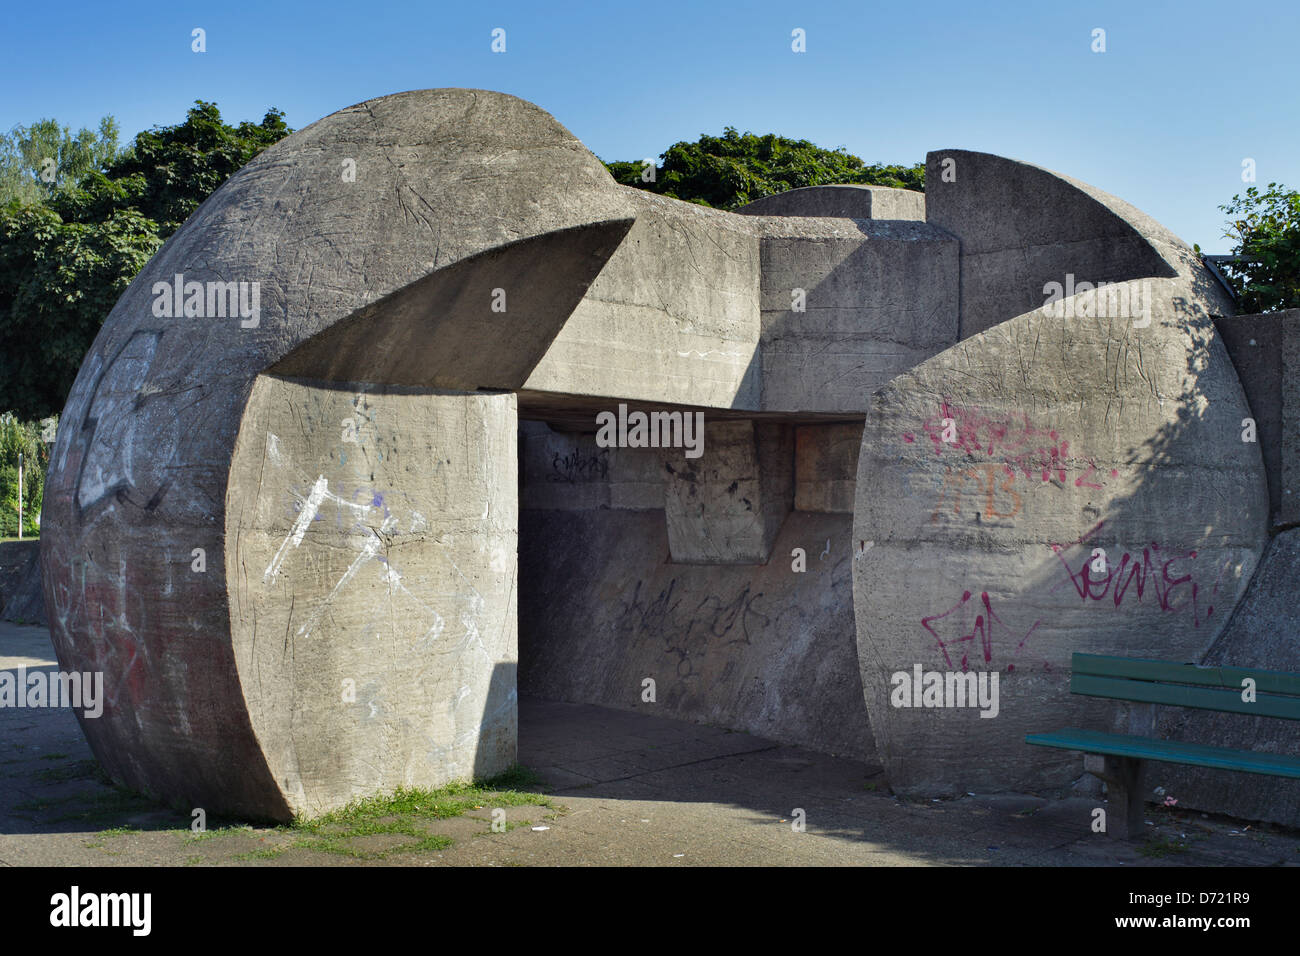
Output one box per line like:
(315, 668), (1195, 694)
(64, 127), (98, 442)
(920, 589), (1043, 672)
(906, 400), (1112, 490)
(1047, 521), (1225, 627)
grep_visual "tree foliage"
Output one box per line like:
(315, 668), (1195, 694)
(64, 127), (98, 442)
(105, 100), (290, 237)
(1218, 183), (1300, 313)
(0, 412), (53, 538)
(0, 116), (121, 206)
(0, 102), (291, 419)
(606, 127), (923, 209)
(0, 201), (161, 417)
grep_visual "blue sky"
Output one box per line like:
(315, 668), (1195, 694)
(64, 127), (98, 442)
(3, 0), (1296, 252)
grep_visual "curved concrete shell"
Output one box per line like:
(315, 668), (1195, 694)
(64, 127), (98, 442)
(850, 152), (1267, 795)
(41, 90), (1273, 819)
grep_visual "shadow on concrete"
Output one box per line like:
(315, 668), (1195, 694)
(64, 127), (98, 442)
(472, 660), (519, 783)
(3, 636), (1296, 866)
(513, 696), (1299, 866)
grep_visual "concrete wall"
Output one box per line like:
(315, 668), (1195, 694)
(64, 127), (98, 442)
(1214, 309), (1300, 526)
(516, 419), (872, 758)
(852, 281), (1268, 795)
(663, 421), (793, 565)
(1153, 528), (1300, 827)
(520, 420), (663, 511)
(736, 184), (925, 221)
(1163, 308), (1300, 827)
(518, 508), (872, 761)
(0, 540), (42, 624)
(523, 195), (762, 409)
(756, 219), (959, 413)
(795, 424), (861, 513)
(924, 150), (1180, 340)
(227, 379), (518, 816)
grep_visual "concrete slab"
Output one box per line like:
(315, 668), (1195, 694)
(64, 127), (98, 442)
(2, 623), (1296, 867)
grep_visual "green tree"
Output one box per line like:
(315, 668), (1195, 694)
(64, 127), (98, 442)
(0, 101), (292, 419)
(606, 127), (923, 209)
(0, 412), (51, 537)
(1218, 182), (1300, 313)
(0, 200), (162, 418)
(0, 116), (121, 205)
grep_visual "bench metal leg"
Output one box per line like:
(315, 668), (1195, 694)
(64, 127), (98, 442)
(1084, 753), (1147, 839)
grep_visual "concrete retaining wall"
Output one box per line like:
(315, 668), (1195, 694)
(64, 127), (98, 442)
(0, 539), (43, 624)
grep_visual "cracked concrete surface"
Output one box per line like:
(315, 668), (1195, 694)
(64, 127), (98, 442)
(3, 624), (1297, 868)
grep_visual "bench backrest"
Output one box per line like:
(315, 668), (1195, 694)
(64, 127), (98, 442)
(1069, 653), (1300, 721)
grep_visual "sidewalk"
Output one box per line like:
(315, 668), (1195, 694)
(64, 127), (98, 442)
(2, 622), (1296, 867)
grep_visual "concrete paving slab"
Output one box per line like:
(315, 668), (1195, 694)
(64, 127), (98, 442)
(2, 626), (1298, 866)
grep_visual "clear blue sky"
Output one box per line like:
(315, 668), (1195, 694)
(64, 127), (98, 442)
(3, 0), (1296, 252)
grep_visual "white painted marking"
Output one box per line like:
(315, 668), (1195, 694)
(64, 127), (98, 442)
(296, 515), (397, 637)
(673, 349), (747, 360)
(320, 487), (371, 514)
(263, 475), (328, 582)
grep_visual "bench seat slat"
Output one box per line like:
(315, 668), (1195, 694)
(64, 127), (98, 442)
(1072, 653), (1300, 697)
(1026, 728), (1300, 778)
(1071, 673), (1300, 720)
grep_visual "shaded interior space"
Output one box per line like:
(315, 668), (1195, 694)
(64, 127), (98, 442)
(514, 403), (877, 766)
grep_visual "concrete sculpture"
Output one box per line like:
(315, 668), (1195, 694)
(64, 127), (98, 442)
(41, 89), (1293, 822)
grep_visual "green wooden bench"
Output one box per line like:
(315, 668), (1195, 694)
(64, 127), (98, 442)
(1026, 652), (1300, 839)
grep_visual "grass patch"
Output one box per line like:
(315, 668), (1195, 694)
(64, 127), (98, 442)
(96, 825), (138, 837)
(16, 784), (169, 826)
(35, 759), (106, 784)
(85, 824), (139, 849)
(253, 763), (556, 861)
(39, 753), (70, 761)
(231, 845), (288, 862)
(481, 764), (546, 791)
(1139, 836), (1189, 858)
(182, 823), (257, 844)
(18, 763), (556, 862)
(301, 778), (550, 830)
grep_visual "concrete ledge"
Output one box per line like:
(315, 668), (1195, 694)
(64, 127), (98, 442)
(735, 183), (925, 221)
